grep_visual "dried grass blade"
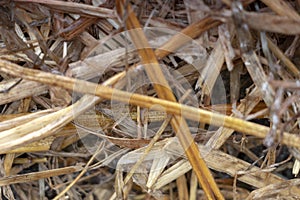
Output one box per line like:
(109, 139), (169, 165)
(14, 0), (115, 18)
(3, 153), (15, 176)
(53, 143), (104, 200)
(154, 141), (288, 191)
(266, 36), (300, 77)
(232, 2), (274, 106)
(176, 175), (189, 200)
(245, 179), (300, 199)
(1, 60), (300, 149)
(59, 17), (99, 40)
(121, 116), (171, 188)
(260, 0), (300, 21)
(195, 39), (224, 93)
(244, 12), (300, 35)
(0, 165), (83, 186)
(155, 17), (221, 60)
(6, 136), (55, 153)
(189, 171), (198, 200)
(206, 87), (262, 150)
(115, 1), (224, 199)
(0, 80), (48, 105)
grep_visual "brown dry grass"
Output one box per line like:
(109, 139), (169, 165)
(0, 0), (300, 199)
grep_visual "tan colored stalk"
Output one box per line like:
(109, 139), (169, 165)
(260, 0), (300, 21)
(0, 165), (83, 186)
(155, 17), (221, 60)
(266, 36), (300, 77)
(115, 1), (224, 199)
(1, 60), (300, 150)
(14, 0), (114, 18)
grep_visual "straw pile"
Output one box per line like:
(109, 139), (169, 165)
(0, 0), (300, 199)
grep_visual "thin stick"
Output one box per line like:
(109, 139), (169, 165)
(123, 116), (172, 186)
(53, 142), (104, 200)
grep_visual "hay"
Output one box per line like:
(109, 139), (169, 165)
(0, 0), (300, 199)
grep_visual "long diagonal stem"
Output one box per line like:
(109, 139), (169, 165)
(115, 1), (224, 199)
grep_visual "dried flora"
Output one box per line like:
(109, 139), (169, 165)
(0, 0), (300, 199)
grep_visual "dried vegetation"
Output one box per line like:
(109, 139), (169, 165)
(0, 0), (300, 199)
